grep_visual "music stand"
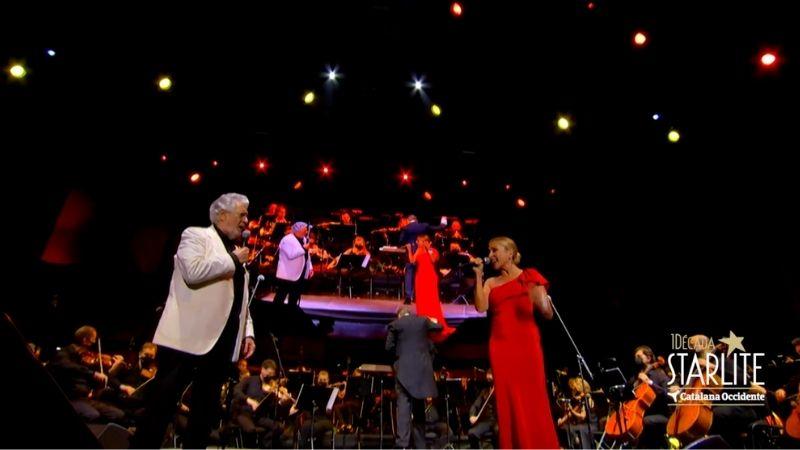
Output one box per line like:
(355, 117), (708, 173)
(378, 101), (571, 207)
(596, 359), (631, 449)
(336, 254), (369, 298)
(297, 386), (337, 450)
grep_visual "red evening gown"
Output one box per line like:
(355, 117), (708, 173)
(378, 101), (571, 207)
(414, 248), (455, 342)
(489, 268), (559, 449)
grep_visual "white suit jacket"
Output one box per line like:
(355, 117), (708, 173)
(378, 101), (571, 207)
(276, 234), (313, 282)
(153, 226), (254, 362)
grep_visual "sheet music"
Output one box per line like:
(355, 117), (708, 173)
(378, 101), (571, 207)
(326, 387), (340, 413)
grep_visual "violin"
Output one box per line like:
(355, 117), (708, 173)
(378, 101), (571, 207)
(79, 350), (128, 371)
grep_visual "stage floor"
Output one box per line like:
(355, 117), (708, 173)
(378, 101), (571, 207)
(259, 293), (486, 339)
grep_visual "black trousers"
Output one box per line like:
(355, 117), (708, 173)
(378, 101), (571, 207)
(131, 343), (235, 448)
(468, 420), (497, 448)
(395, 382), (427, 449)
(236, 410), (283, 448)
(71, 398), (126, 423)
(274, 277), (306, 306)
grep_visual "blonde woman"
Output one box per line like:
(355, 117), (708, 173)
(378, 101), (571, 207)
(472, 236), (558, 448)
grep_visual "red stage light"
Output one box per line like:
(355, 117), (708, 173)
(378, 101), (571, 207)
(293, 181), (303, 190)
(211, 160), (219, 167)
(423, 191), (433, 201)
(461, 179), (468, 187)
(760, 51), (777, 67)
(505, 184), (512, 191)
(516, 198), (527, 208)
(189, 172), (201, 184)
(451, 2), (463, 17)
(160, 154), (167, 162)
(633, 31), (648, 47)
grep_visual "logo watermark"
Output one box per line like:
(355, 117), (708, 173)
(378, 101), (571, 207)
(665, 331), (766, 406)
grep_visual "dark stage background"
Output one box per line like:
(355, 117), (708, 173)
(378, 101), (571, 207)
(2, 1), (798, 379)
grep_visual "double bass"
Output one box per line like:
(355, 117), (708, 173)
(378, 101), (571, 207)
(604, 357), (665, 442)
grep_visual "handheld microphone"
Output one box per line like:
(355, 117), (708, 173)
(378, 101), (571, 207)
(458, 256), (491, 268)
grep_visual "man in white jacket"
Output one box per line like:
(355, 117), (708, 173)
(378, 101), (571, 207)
(274, 221), (314, 306)
(133, 193), (256, 449)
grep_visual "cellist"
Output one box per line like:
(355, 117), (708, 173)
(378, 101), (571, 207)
(631, 345), (671, 449)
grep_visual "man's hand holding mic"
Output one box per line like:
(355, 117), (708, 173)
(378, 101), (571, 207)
(232, 246), (250, 264)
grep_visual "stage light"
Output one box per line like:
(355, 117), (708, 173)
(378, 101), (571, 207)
(9, 63), (26, 79)
(293, 181), (303, 190)
(320, 163), (332, 177)
(411, 76), (427, 93)
(46, 49), (56, 57)
(505, 184), (512, 191)
(633, 31), (648, 47)
(423, 191), (433, 201)
(256, 159), (269, 173)
(431, 104), (442, 117)
(189, 172), (201, 184)
(304, 91), (315, 104)
(549, 188), (557, 195)
(160, 154), (168, 162)
(211, 160), (219, 167)
(652, 113), (660, 121)
(516, 198), (527, 208)
(587, 2), (596, 10)
(158, 76), (172, 91)
(760, 51), (777, 67)
(400, 170), (412, 185)
(451, 2), (463, 17)
(557, 116), (571, 131)
(668, 130), (680, 143)
(327, 68), (338, 81)
(461, 179), (468, 187)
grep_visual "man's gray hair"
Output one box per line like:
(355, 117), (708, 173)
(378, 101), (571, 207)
(209, 193), (249, 223)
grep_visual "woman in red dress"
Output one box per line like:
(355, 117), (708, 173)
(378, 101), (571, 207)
(472, 236), (559, 449)
(407, 234), (455, 342)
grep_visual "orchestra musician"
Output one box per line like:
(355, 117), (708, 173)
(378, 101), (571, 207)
(295, 370), (336, 448)
(233, 359), (292, 448)
(468, 368), (498, 449)
(631, 345), (670, 449)
(557, 377), (595, 449)
(48, 326), (132, 423)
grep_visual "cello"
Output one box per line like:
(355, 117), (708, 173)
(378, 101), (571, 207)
(786, 384), (800, 440)
(604, 356), (666, 442)
(666, 350), (722, 444)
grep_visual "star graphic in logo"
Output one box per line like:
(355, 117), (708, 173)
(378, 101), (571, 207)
(667, 391), (680, 403)
(719, 330), (746, 357)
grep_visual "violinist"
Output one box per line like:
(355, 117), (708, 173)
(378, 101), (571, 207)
(631, 345), (670, 449)
(557, 376), (595, 449)
(116, 342), (158, 388)
(296, 370), (336, 448)
(48, 326), (131, 423)
(468, 368), (498, 449)
(233, 359), (291, 447)
(237, 358), (251, 383)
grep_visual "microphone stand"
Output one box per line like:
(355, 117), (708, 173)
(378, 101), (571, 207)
(236, 274), (264, 364)
(549, 295), (596, 448)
